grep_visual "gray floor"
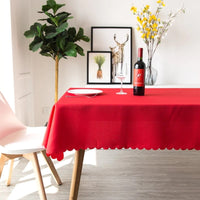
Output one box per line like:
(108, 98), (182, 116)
(1, 149), (200, 200)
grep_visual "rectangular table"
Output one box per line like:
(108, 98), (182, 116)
(43, 88), (200, 200)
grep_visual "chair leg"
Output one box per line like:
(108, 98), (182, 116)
(41, 150), (62, 185)
(6, 159), (14, 186)
(24, 153), (47, 200)
(0, 154), (8, 179)
(1, 154), (22, 186)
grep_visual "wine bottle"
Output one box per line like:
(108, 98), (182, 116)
(133, 48), (145, 96)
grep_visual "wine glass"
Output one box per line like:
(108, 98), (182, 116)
(116, 63), (127, 95)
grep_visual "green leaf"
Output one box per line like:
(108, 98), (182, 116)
(66, 42), (76, 50)
(42, 5), (51, 12)
(24, 29), (35, 38)
(56, 12), (71, 19)
(34, 23), (43, 37)
(74, 28), (90, 42)
(38, 18), (48, 21)
(46, 18), (55, 26)
(29, 40), (43, 52)
(47, 0), (56, 8)
(52, 4), (65, 14)
(41, 24), (47, 33)
(56, 13), (71, 26)
(36, 25), (42, 37)
(45, 12), (58, 26)
(64, 42), (77, 57)
(57, 37), (66, 51)
(76, 45), (84, 56)
(44, 11), (53, 18)
(44, 25), (56, 33)
(40, 51), (53, 58)
(45, 0), (65, 14)
(75, 28), (84, 40)
(68, 27), (76, 40)
(45, 32), (59, 39)
(56, 22), (68, 33)
(82, 35), (90, 42)
(24, 23), (43, 38)
(42, 0), (65, 15)
(65, 49), (77, 57)
(40, 44), (52, 53)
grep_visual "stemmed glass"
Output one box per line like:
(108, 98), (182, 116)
(116, 63), (127, 95)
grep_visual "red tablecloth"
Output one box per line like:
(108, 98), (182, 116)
(43, 88), (200, 160)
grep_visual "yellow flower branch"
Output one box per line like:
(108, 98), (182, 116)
(131, 0), (185, 57)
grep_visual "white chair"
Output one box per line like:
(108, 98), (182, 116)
(0, 91), (62, 200)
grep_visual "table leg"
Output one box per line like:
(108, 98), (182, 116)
(69, 149), (85, 200)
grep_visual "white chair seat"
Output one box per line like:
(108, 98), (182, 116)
(0, 127), (46, 155)
(0, 92), (62, 200)
(0, 91), (62, 200)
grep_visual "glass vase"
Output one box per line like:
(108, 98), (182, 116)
(145, 56), (158, 85)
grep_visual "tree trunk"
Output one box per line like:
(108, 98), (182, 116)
(55, 55), (59, 103)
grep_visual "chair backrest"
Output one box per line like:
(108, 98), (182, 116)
(0, 91), (26, 140)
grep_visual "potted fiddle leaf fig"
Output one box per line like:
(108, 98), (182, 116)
(24, 0), (89, 102)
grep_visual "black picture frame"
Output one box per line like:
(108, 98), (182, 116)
(91, 27), (132, 84)
(87, 51), (112, 84)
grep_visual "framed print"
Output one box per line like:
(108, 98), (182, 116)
(87, 51), (112, 84)
(91, 27), (132, 84)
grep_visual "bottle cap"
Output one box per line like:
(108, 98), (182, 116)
(138, 48), (143, 58)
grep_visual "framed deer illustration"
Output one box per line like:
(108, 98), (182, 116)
(91, 27), (132, 84)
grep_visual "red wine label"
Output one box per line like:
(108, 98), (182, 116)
(133, 69), (145, 87)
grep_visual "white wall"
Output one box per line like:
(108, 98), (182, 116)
(0, 0), (15, 110)
(11, 0), (200, 125)
(10, 0), (35, 125)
